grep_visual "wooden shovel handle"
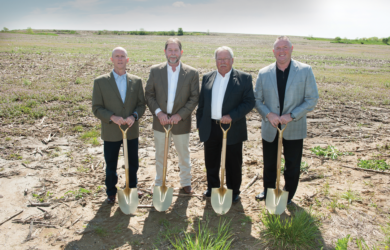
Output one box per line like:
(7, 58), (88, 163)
(275, 123), (288, 195)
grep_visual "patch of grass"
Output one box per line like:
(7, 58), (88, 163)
(310, 145), (351, 160)
(22, 78), (32, 86)
(335, 234), (350, 249)
(73, 125), (83, 132)
(95, 226), (108, 237)
(75, 78), (82, 84)
(341, 189), (362, 204)
(77, 166), (90, 173)
(169, 219), (233, 250)
(65, 188), (91, 199)
(358, 159), (390, 171)
(260, 208), (321, 249)
(381, 219), (390, 248)
(8, 153), (22, 160)
(80, 129), (101, 145)
(5, 137), (11, 141)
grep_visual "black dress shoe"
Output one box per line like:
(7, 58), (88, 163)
(287, 199), (292, 205)
(255, 191), (266, 201)
(203, 190), (211, 198)
(233, 194), (241, 203)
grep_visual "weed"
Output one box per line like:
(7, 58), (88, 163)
(341, 189), (362, 204)
(310, 146), (342, 160)
(301, 161), (310, 173)
(260, 208), (321, 249)
(95, 226), (108, 237)
(73, 125), (83, 132)
(5, 137), (11, 141)
(323, 181), (330, 196)
(75, 78), (82, 84)
(169, 218), (233, 250)
(335, 234), (350, 249)
(8, 153), (22, 160)
(77, 166), (89, 173)
(22, 79), (32, 86)
(358, 159), (390, 171)
(65, 188), (91, 199)
(381, 220), (390, 248)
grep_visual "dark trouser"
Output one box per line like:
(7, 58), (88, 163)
(204, 120), (243, 196)
(104, 138), (139, 196)
(262, 131), (303, 200)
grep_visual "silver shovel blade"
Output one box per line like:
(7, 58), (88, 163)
(265, 188), (289, 215)
(211, 187), (233, 215)
(117, 188), (139, 215)
(153, 186), (174, 212)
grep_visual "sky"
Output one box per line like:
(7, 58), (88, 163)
(1, 0), (389, 39)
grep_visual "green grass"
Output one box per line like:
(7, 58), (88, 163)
(341, 189), (362, 204)
(65, 188), (91, 199)
(310, 146), (353, 160)
(80, 129), (100, 145)
(95, 226), (108, 237)
(260, 208), (321, 249)
(335, 234), (350, 250)
(357, 159), (390, 171)
(169, 219), (233, 250)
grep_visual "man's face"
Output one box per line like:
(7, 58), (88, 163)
(110, 49), (129, 71)
(165, 43), (183, 65)
(216, 50), (234, 76)
(273, 40), (293, 65)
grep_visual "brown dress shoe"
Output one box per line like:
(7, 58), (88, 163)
(107, 195), (116, 204)
(182, 186), (193, 194)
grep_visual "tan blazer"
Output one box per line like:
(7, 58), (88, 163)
(92, 72), (146, 141)
(145, 62), (199, 135)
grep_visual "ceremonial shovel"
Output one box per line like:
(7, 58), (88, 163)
(117, 125), (139, 215)
(153, 124), (174, 212)
(266, 123), (289, 215)
(211, 122), (233, 215)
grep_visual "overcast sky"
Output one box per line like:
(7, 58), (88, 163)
(1, 0), (389, 39)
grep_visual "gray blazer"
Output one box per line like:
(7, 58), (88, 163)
(254, 59), (319, 142)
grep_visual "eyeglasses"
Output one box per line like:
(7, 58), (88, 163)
(217, 58), (232, 62)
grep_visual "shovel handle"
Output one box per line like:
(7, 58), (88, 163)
(118, 124), (131, 139)
(161, 123), (173, 187)
(275, 123), (287, 194)
(219, 122), (231, 188)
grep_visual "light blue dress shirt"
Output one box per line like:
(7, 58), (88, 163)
(112, 70), (127, 103)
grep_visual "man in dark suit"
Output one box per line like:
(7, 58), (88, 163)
(92, 47), (146, 204)
(196, 46), (255, 203)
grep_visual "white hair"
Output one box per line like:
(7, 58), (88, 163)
(273, 36), (292, 48)
(214, 46), (234, 59)
(111, 47), (128, 57)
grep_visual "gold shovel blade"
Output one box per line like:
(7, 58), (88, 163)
(211, 187), (233, 215)
(117, 187), (139, 215)
(265, 188), (289, 215)
(153, 186), (174, 212)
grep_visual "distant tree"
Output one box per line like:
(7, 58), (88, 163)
(177, 27), (183, 36)
(2, 27), (9, 32)
(139, 28), (146, 35)
(382, 37), (389, 44)
(26, 27), (34, 34)
(334, 37), (341, 42)
(168, 30), (175, 36)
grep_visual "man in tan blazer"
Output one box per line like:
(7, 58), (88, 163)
(92, 47), (146, 204)
(145, 38), (199, 194)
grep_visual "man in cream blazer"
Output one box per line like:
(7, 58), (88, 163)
(145, 38), (199, 194)
(254, 36), (319, 204)
(92, 47), (146, 204)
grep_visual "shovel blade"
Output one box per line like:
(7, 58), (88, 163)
(117, 188), (139, 215)
(153, 186), (174, 212)
(211, 187), (232, 215)
(265, 188), (289, 215)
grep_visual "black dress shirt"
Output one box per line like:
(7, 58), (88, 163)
(276, 61), (291, 116)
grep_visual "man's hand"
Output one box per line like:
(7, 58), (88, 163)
(279, 113), (293, 125)
(267, 112), (280, 128)
(169, 114), (182, 125)
(157, 111), (169, 126)
(110, 115), (126, 125)
(125, 116), (135, 127)
(220, 114), (232, 124)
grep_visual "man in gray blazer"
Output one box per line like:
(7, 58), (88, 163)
(145, 38), (199, 194)
(254, 36), (319, 204)
(197, 46), (255, 203)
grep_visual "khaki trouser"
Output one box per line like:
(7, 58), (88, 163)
(153, 130), (191, 187)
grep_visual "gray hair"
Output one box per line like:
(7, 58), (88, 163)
(214, 46), (234, 59)
(273, 36), (292, 48)
(111, 47), (128, 57)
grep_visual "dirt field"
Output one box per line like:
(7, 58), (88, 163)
(0, 32), (390, 250)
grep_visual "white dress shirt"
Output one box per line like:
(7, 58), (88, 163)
(112, 70), (127, 103)
(155, 63), (181, 115)
(211, 69), (232, 120)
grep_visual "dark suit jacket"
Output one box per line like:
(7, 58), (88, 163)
(196, 68), (255, 145)
(92, 72), (146, 141)
(145, 62), (199, 135)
